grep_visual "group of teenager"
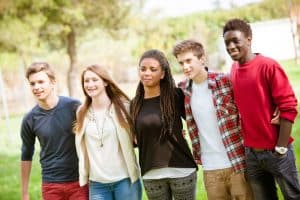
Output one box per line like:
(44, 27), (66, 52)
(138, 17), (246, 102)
(20, 18), (300, 200)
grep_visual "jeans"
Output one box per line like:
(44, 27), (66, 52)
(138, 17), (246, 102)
(245, 145), (300, 200)
(89, 178), (142, 200)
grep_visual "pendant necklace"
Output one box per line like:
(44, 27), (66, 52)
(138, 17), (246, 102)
(91, 103), (111, 148)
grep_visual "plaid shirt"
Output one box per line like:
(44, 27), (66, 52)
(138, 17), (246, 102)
(178, 72), (246, 173)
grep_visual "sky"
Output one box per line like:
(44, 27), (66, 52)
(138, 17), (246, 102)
(142, 0), (263, 17)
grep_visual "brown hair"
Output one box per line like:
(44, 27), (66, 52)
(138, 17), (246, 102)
(172, 39), (205, 59)
(25, 62), (56, 81)
(74, 64), (133, 135)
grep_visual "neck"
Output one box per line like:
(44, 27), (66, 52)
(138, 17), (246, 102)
(193, 70), (208, 84)
(91, 93), (111, 110)
(240, 52), (256, 64)
(144, 86), (160, 99)
(38, 95), (59, 110)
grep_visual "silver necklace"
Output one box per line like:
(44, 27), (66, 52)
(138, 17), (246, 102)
(91, 103), (111, 148)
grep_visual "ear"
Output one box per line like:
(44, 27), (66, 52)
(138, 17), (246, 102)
(104, 82), (108, 87)
(247, 36), (252, 46)
(199, 55), (206, 66)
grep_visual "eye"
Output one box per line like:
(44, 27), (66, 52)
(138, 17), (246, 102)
(84, 79), (89, 83)
(139, 66), (146, 72)
(150, 67), (158, 72)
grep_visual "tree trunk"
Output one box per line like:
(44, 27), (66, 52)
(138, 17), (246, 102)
(66, 25), (78, 97)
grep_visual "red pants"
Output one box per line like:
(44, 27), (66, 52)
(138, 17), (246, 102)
(42, 181), (88, 200)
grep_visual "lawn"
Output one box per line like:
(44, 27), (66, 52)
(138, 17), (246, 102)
(0, 59), (300, 200)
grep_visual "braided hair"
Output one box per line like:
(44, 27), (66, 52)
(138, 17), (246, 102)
(130, 49), (177, 137)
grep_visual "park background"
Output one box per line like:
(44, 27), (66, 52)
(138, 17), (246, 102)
(0, 0), (300, 199)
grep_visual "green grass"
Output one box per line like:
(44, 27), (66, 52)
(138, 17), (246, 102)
(0, 59), (300, 199)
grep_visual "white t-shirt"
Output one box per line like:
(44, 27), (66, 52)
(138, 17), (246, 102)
(85, 111), (129, 183)
(191, 80), (231, 170)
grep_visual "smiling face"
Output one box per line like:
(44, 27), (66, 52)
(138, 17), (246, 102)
(28, 71), (55, 103)
(83, 70), (107, 98)
(176, 51), (206, 82)
(139, 57), (165, 89)
(223, 30), (252, 64)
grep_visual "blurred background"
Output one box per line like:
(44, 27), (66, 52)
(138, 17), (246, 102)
(0, 0), (300, 199)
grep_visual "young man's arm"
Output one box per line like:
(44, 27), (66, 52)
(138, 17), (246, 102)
(269, 63), (298, 147)
(20, 114), (35, 200)
(276, 118), (293, 147)
(21, 161), (32, 200)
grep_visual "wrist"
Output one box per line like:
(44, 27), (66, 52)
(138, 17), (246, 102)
(275, 146), (288, 154)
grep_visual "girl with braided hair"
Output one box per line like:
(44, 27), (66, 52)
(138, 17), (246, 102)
(130, 49), (198, 200)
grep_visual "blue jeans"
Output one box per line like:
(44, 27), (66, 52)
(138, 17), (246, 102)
(89, 178), (142, 200)
(245, 145), (300, 200)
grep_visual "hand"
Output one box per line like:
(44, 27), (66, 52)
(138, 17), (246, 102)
(270, 107), (280, 125)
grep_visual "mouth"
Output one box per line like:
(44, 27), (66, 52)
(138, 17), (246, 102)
(184, 70), (192, 76)
(142, 79), (152, 82)
(228, 51), (239, 59)
(34, 92), (43, 96)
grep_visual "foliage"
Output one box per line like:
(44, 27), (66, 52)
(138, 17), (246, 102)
(0, 0), (132, 96)
(132, 0), (299, 64)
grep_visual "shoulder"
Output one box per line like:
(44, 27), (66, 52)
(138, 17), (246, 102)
(208, 71), (231, 85)
(257, 54), (281, 67)
(59, 96), (81, 109)
(174, 87), (185, 101)
(60, 96), (81, 104)
(21, 106), (40, 131)
(178, 79), (189, 89)
(175, 87), (184, 96)
(22, 105), (39, 121)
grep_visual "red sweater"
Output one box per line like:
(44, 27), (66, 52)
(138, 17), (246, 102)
(230, 54), (298, 149)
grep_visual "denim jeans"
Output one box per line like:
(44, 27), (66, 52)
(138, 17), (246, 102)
(89, 178), (142, 200)
(245, 145), (300, 200)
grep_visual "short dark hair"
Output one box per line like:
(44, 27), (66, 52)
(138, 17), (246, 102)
(223, 18), (252, 38)
(172, 39), (205, 59)
(26, 62), (56, 81)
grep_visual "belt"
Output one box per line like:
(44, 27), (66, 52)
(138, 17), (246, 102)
(251, 148), (267, 152)
(247, 147), (271, 152)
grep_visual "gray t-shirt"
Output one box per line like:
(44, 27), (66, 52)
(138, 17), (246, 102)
(21, 96), (80, 182)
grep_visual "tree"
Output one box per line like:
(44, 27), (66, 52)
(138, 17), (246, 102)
(0, 0), (131, 96)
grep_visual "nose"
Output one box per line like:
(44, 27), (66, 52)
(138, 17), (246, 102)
(183, 62), (190, 70)
(226, 41), (235, 50)
(85, 81), (94, 88)
(143, 69), (152, 75)
(32, 83), (40, 90)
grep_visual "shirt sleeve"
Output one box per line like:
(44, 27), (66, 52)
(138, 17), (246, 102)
(267, 62), (298, 123)
(20, 114), (36, 161)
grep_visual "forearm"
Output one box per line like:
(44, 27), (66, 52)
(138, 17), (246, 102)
(21, 161), (32, 200)
(276, 118), (293, 147)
